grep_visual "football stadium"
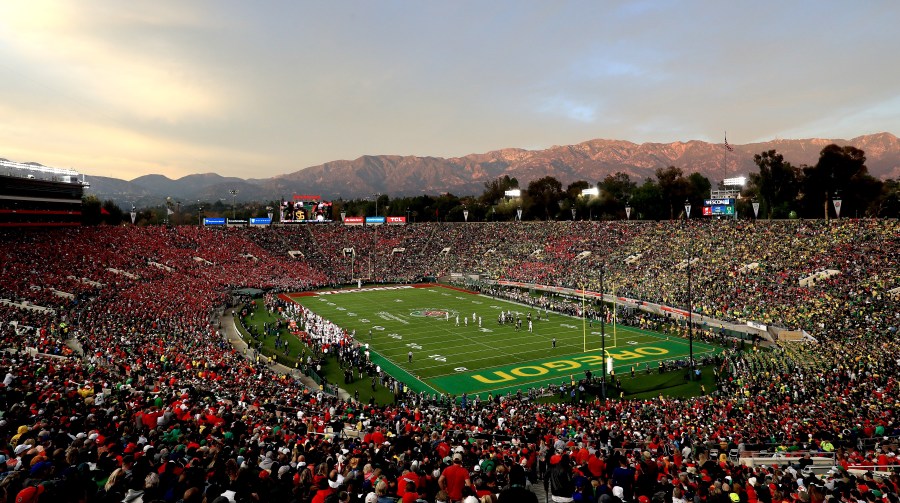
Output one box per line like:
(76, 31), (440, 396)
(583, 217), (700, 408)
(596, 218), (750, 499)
(3, 4), (900, 501)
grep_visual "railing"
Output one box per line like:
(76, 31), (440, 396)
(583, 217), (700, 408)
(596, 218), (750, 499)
(846, 464), (900, 473)
(737, 450), (837, 469)
(857, 434), (900, 451)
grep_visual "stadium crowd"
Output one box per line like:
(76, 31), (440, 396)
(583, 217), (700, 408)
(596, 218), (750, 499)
(0, 219), (898, 503)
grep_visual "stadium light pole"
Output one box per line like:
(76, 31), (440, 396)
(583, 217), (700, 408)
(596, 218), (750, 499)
(684, 199), (694, 380)
(229, 189), (238, 220)
(600, 263), (606, 401)
(582, 187), (598, 221)
(164, 197), (170, 226)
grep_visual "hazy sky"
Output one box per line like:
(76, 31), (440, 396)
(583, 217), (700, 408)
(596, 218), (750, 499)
(1, 1), (898, 180)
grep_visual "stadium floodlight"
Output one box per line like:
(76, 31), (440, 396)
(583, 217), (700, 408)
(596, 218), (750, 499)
(723, 176), (746, 187)
(228, 189), (239, 220)
(504, 189), (521, 198)
(581, 187), (599, 197)
(599, 263), (606, 401)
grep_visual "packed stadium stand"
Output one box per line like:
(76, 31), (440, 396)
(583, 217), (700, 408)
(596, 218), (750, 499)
(0, 220), (898, 503)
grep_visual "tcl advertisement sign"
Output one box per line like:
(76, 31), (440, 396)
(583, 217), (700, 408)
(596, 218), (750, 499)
(344, 217), (364, 225)
(386, 216), (407, 224)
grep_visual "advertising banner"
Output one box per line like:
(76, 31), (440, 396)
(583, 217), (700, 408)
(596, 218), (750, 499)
(747, 320), (767, 331)
(702, 205), (734, 216)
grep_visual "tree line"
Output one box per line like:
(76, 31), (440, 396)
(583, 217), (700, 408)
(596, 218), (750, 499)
(84, 143), (899, 224)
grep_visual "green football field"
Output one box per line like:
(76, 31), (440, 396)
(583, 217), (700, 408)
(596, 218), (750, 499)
(283, 284), (722, 398)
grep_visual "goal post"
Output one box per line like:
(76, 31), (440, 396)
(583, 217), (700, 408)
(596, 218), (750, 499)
(580, 284), (616, 378)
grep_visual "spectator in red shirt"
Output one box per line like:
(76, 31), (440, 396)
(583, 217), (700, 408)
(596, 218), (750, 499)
(439, 453), (472, 503)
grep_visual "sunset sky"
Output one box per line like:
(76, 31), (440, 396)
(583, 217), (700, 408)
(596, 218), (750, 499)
(1, 1), (898, 180)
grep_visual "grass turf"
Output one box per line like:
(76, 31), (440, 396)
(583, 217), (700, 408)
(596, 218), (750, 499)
(282, 284), (724, 400)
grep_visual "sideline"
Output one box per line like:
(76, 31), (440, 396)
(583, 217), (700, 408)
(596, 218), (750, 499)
(219, 307), (352, 402)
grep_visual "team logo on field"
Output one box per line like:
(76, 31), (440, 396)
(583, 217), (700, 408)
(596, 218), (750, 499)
(410, 308), (457, 318)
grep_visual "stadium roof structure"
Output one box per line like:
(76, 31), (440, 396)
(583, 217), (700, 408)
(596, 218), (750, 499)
(0, 157), (85, 185)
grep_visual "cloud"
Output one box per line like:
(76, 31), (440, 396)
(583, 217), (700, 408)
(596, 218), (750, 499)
(0, 100), (274, 180)
(538, 95), (598, 123)
(0, 1), (231, 122)
(0, 1), (898, 181)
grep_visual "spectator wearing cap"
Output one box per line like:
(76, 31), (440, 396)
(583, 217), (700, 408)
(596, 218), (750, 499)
(547, 453), (575, 503)
(440, 452), (472, 503)
(745, 477), (759, 503)
(14, 484), (45, 503)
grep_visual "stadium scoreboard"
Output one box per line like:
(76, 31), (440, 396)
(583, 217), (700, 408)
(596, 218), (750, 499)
(281, 195), (333, 223)
(702, 198), (735, 216)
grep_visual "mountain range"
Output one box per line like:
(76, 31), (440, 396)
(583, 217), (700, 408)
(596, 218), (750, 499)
(82, 133), (900, 205)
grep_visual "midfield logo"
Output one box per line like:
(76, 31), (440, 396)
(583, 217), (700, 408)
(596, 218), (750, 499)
(410, 308), (457, 319)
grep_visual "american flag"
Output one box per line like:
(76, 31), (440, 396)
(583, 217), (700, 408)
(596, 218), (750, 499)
(724, 134), (734, 152)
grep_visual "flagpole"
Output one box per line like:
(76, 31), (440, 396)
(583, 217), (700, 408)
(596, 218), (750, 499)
(724, 130), (728, 182)
(724, 131), (738, 220)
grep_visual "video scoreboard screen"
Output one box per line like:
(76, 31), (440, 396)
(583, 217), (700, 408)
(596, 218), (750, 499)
(703, 198), (735, 216)
(281, 195), (333, 223)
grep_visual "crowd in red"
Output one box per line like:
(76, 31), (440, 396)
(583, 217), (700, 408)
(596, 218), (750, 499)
(0, 221), (897, 503)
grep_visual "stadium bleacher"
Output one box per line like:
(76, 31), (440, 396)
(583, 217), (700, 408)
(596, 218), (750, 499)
(0, 220), (897, 503)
